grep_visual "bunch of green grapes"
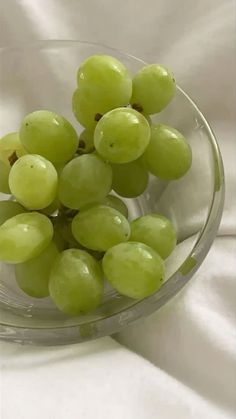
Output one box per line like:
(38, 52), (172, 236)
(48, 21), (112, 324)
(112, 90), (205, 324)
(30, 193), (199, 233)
(0, 54), (193, 316)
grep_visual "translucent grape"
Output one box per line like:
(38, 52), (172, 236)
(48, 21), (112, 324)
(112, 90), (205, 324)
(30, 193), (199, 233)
(0, 132), (25, 165)
(0, 212), (53, 263)
(15, 242), (59, 298)
(112, 159), (149, 198)
(72, 89), (98, 129)
(130, 214), (177, 259)
(59, 154), (112, 209)
(49, 249), (103, 315)
(74, 55), (132, 128)
(80, 194), (128, 218)
(0, 160), (10, 194)
(77, 55), (132, 100)
(102, 195), (128, 218)
(103, 242), (164, 299)
(20, 110), (79, 164)
(0, 201), (25, 226)
(16, 146), (28, 159)
(72, 205), (130, 251)
(0, 132), (19, 160)
(94, 108), (150, 163)
(78, 128), (95, 154)
(143, 124), (192, 180)
(9, 155), (58, 210)
(55, 216), (105, 257)
(131, 64), (176, 114)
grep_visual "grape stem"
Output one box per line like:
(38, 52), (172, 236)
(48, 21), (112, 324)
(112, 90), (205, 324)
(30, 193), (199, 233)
(78, 140), (86, 149)
(8, 151), (18, 166)
(59, 205), (78, 219)
(132, 103), (143, 113)
(94, 113), (103, 122)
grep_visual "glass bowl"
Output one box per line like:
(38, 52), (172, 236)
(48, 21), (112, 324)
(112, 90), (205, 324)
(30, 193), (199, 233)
(0, 40), (224, 345)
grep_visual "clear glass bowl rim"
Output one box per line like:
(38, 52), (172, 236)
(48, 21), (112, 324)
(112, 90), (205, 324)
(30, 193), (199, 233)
(0, 40), (225, 345)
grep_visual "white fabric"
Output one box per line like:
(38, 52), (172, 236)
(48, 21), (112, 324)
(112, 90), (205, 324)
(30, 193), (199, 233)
(0, 1), (236, 418)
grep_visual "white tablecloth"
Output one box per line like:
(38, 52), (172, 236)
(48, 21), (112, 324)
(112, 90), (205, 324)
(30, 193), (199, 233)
(0, 1), (235, 418)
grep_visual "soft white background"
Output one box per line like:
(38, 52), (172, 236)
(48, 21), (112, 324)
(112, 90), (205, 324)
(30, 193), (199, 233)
(0, 1), (236, 418)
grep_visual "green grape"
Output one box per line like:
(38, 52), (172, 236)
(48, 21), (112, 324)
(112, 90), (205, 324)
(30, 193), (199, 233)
(72, 89), (96, 129)
(0, 212), (53, 263)
(72, 89), (100, 129)
(0, 132), (25, 165)
(94, 108), (150, 164)
(49, 249), (103, 315)
(0, 160), (11, 194)
(55, 216), (104, 256)
(143, 114), (152, 126)
(0, 132), (18, 160)
(20, 110), (79, 164)
(130, 214), (177, 259)
(103, 241), (164, 299)
(77, 55), (132, 102)
(53, 162), (66, 177)
(131, 64), (176, 114)
(72, 205), (130, 251)
(9, 154), (58, 210)
(80, 194), (129, 218)
(0, 201), (25, 226)
(112, 159), (149, 198)
(143, 124), (192, 180)
(15, 242), (59, 298)
(59, 154), (112, 209)
(74, 55), (132, 128)
(78, 128), (95, 154)
(16, 146), (28, 158)
(102, 195), (128, 218)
